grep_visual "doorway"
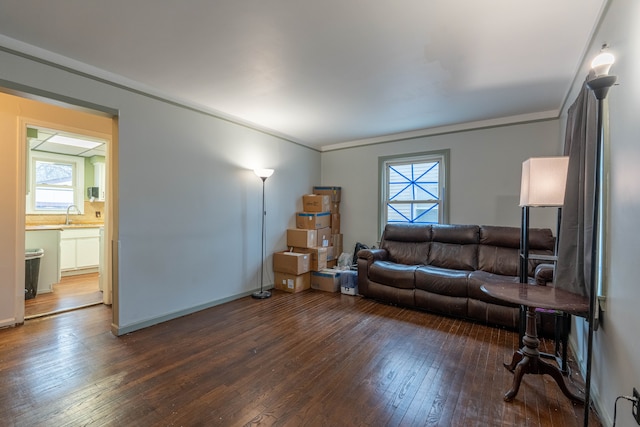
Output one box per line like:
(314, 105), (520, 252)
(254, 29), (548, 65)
(0, 90), (117, 326)
(24, 124), (109, 318)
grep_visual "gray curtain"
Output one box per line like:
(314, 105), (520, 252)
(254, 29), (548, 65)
(555, 76), (598, 298)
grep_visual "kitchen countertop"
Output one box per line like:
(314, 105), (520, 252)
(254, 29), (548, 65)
(26, 224), (104, 231)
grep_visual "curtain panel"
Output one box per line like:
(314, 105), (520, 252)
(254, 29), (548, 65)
(554, 76), (598, 298)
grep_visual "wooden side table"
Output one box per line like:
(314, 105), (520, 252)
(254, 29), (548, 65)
(481, 283), (589, 403)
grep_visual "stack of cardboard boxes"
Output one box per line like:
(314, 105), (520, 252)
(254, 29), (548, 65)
(273, 186), (343, 293)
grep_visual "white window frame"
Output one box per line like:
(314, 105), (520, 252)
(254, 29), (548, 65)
(27, 151), (85, 214)
(379, 150), (449, 237)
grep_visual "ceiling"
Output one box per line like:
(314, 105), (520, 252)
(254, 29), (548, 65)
(28, 126), (106, 158)
(0, 1), (606, 151)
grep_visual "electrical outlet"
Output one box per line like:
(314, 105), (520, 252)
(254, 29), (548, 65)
(633, 387), (640, 425)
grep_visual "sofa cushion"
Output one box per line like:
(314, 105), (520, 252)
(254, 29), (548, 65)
(369, 261), (417, 289)
(428, 243), (477, 271)
(380, 223), (431, 265)
(478, 245), (520, 276)
(431, 224), (479, 243)
(415, 266), (469, 298)
(467, 270), (528, 306)
(478, 225), (555, 276)
(428, 224), (479, 270)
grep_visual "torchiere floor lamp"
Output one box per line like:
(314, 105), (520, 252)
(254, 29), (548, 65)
(583, 48), (616, 427)
(253, 168), (274, 299)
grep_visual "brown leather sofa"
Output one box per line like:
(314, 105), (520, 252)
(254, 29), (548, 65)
(357, 223), (556, 331)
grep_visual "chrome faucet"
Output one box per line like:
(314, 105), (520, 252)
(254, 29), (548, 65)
(65, 204), (81, 225)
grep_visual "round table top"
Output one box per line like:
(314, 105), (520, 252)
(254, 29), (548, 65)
(481, 283), (589, 315)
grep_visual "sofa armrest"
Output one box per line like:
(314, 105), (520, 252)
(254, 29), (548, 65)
(534, 263), (555, 286)
(357, 248), (388, 266)
(357, 248), (388, 296)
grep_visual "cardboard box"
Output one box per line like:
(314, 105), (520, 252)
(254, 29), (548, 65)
(330, 202), (340, 214)
(316, 227), (332, 247)
(303, 194), (331, 213)
(331, 213), (340, 234)
(286, 229), (317, 248)
(326, 245), (335, 261)
(332, 233), (343, 255)
(273, 251), (310, 275)
(274, 272), (310, 293)
(293, 247), (328, 271)
(327, 259), (337, 268)
(296, 212), (331, 229)
(313, 186), (342, 203)
(311, 269), (342, 292)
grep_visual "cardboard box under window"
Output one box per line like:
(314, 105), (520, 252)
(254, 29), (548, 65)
(274, 272), (310, 293)
(273, 251), (311, 275)
(317, 227), (332, 247)
(311, 269), (342, 292)
(302, 194), (331, 213)
(332, 233), (343, 255)
(331, 213), (340, 234)
(293, 246), (328, 271)
(313, 186), (341, 203)
(286, 229), (317, 248)
(296, 212), (331, 229)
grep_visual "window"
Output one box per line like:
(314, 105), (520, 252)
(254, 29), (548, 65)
(380, 150), (449, 234)
(27, 152), (85, 214)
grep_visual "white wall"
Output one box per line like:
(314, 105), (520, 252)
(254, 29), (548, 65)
(563, 1), (640, 425)
(0, 48), (320, 333)
(321, 120), (562, 252)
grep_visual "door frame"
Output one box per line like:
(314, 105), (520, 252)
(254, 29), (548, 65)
(5, 85), (119, 327)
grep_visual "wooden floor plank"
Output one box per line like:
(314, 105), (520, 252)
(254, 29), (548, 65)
(24, 273), (103, 318)
(0, 290), (602, 426)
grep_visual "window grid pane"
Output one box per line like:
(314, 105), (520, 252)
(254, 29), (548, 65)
(384, 158), (443, 226)
(33, 159), (75, 211)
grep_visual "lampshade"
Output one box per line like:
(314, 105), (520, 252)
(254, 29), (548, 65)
(591, 51), (615, 77)
(519, 157), (569, 207)
(254, 168), (274, 179)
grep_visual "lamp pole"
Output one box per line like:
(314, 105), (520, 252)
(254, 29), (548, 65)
(583, 64), (616, 427)
(252, 169), (274, 299)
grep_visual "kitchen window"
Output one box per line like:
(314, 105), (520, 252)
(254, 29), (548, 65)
(379, 150), (449, 235)
(27, 152), (84, 214)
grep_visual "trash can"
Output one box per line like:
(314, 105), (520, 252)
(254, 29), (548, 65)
(25, 248), (44, 300)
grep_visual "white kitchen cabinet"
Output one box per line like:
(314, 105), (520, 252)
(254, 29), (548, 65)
(93, 161), (106, 201)
(60, 227), (100, 275)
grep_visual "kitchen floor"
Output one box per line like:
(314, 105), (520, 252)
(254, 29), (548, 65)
(25, 273), (102, 319)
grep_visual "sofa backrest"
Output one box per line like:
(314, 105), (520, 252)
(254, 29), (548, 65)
(379, 223), (555, 276)
(428, 224), (479, 271)
(478, 225), (554, 276)
(380, 223), (432, 265)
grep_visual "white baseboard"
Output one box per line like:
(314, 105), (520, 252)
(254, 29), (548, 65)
(111, 286), (273, 336)
(61, 267), (99, 277)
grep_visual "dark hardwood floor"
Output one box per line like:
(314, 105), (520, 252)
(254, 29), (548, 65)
(24, 273), (103, 319)
(2, 289), (601, 426)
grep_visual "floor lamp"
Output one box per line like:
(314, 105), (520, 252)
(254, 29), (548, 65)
(519, 157), (569, 366)
(583, 49), (616, 427)
(252, 168), (274, 299)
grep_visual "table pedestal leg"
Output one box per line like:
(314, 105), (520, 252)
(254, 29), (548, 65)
(503, 306), (584, 404)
